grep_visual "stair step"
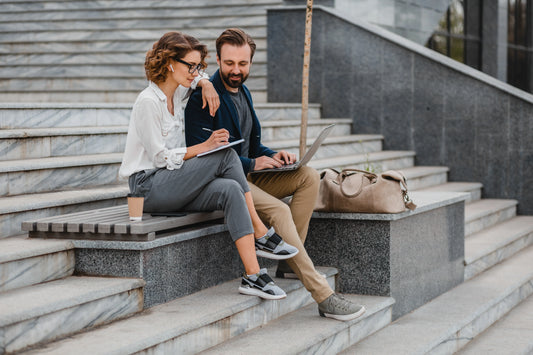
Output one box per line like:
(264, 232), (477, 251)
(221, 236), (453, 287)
(342, 245), (533, 354)
(0, 51), (265, 68)
(0, 276), (145, 354)
(309, 150), (416, 172)
(398, 166), (449, 190)
(0, 37), (267, 55)
(265, 134), (383, 159)
(20, 267), (338, 355)
(255, 102), (321, 121)
(0, 126), (127, 160)
(0, 184), (128, 239)
(0, 235), (74, 292)
(0, 14), (267, 32)
(0, 26), (267, 43)
(465, 199), (518, 236)
(418, 181), (483, 202)
(0, 153), (123, 196)
(0, 0), (281, 13)
(202, 295), (394, 354)
(0, 102), (321, 129)
(256, 118), (353, 140)
(0, 61), (266, 79)
(456, 293), (533, 354)
(465, 216), (533, 280)
(0, 76), (266, 92)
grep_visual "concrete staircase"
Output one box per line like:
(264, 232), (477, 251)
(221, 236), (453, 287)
(2, 101), (532, 353)
(1, 0), (532, 353)
(0, 0), (283, 103)
(0, 236), (145, 354)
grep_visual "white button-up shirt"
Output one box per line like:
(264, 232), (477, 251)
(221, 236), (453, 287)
(119, 75), (207, 178)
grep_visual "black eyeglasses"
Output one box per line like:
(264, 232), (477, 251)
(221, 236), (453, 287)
(175, 58), (205, 74)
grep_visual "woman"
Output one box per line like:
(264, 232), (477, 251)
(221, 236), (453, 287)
(119, 32), (298, 300)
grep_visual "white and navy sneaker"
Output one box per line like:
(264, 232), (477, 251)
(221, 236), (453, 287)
(239, 268), (287, 300)
(255, 227), (299, 260)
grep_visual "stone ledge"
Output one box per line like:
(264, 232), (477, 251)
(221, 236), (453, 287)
(312, 191), (469, 221)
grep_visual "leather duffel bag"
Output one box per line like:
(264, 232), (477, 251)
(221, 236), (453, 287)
(314, 168), (417, 213)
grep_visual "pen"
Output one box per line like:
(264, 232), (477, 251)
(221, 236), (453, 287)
(202, 127), (235, 139)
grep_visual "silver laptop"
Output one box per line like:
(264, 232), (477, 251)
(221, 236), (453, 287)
(251, 124), (335, 173)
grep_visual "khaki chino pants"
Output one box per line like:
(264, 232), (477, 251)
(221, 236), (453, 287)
(248, 166), (333, 303)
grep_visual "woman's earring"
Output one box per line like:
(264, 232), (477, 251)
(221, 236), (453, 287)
(169, 64), (174, 73)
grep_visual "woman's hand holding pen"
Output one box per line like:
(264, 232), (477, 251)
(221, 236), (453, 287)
(203, 128), (230, 151)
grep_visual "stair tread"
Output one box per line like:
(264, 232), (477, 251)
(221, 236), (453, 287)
(260, 118), (351, 127)
(398, 165), (450, 179)
(457, 293), (533, 354)
(309, 150), (415, 169)
(0, 184), (128, 214)
(20, 267), (338, 355)
(465, 216), (533, 264)
(0, 0), (281, 14)
(0, 152), (123, 172)
(343, 245), (533, 354)
(418, 181), (483, 193)
(465, 199), (518, 222)
(0, 125), (127, 138)
(0, 276), (145, 326)
(201, 295), (394, 354)
(265, 134), (383, 149)
(0, 235), (73, 264)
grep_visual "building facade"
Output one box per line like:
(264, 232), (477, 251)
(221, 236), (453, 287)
(287, 0), (533, 93)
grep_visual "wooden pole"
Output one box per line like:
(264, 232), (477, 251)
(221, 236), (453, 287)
(300, 0), (313, 159)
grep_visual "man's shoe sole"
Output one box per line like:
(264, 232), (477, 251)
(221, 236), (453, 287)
(256, 248), (299, 260)
(319, 306), (366, 321)
(238, 286), (287, 300)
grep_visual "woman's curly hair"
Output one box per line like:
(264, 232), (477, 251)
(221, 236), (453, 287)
(145, 32), (208, 84)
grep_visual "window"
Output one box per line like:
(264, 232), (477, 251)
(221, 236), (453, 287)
(426, 0), (482, 70)
(508, 0), (531, 91)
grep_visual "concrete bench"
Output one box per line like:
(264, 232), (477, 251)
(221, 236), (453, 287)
(22, 204), (224, 241)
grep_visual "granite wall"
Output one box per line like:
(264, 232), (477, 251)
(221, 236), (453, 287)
(267, 6), (533, 214)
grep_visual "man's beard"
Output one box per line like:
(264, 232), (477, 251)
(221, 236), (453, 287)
(221, 71), (248, 88)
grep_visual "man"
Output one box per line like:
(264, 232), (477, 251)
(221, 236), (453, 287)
(185, 28), (365, 321)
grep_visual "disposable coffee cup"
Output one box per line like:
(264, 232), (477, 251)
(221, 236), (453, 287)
(127, 194), (144, 221)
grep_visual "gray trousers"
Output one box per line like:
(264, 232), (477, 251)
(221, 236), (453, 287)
(129, 149), (253, 242)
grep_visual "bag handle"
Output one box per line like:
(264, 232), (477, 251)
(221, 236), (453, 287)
(338, 169), (417, 211)
(338, 169), (377, 198)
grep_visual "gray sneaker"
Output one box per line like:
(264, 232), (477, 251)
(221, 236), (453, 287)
(318, 294), (366, 321)
(239, 268), (287, 300)
(255, 227), (299, 260)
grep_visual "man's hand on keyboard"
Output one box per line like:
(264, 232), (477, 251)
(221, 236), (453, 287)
(272, 151), (296, 165)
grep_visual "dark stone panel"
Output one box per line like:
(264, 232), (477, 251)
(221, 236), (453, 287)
(306, 199), (464, 319)
(75, 249), (142, 278)
(412, 55), (446, 165)
(444, 118), (477, 182)
(474, 88), (510, 198)
(306, 219), (391, 296)
(508, 97), (533, 213)
(481, 0), (501, 78)
(380, 45), (414, 151)
(267, 9), (305, 103)
(74, 230), (254, 308)
(390, 205), (464, 319)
